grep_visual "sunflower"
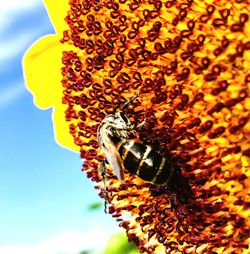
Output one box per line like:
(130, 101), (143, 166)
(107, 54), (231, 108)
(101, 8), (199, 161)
(23, 0), (250, 253)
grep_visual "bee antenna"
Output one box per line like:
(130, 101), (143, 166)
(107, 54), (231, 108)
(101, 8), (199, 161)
(112, 102), (122, 113)
(121, 93), (140, 111)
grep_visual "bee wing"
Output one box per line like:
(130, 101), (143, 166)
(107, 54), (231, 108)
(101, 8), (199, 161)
(107, 141), (125, 181)
(101, 133), (125, 181)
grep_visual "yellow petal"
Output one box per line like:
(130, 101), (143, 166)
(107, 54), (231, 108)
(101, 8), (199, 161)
(23, 29), (78, 152)
(44, 0), (69, 33)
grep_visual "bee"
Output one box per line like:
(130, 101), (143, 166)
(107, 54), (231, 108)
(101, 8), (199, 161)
(97, 95), (175, 211)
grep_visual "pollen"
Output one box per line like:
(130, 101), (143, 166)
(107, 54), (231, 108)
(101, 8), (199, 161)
(26, 0), (250, 253)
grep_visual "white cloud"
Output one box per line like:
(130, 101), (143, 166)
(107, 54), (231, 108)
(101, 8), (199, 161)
(0, 229), (110, 254)
(0, 0), (38, 10)
(0, 2), (51, 64)
(0, 0), (42, 29)
(1, 25), (51, 65)
(0, 83), (26, 109)
(0, 33), (36, 64)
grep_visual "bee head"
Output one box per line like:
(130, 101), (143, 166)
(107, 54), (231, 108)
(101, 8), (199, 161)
(103, 111), (130, 127)
(116, 111), (129, 124)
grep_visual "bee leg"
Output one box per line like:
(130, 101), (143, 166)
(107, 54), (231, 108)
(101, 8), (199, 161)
(136, 119), (147, 131)
(150, 184), (167, 196)
(100, 159), (109, 213)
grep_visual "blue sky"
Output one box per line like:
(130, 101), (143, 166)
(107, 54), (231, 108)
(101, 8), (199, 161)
(0, 1), (119, 253)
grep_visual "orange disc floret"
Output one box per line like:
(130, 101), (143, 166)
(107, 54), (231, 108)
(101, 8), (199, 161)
(60, 0), (250, 253)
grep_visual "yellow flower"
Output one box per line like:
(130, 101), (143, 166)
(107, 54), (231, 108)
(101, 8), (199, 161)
(23, 0), (250, 253)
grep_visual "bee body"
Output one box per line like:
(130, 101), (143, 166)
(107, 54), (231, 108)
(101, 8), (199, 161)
(113, 137), (174, 185)
(97, 96), (175, 186)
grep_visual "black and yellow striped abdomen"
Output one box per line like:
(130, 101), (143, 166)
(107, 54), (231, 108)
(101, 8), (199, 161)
(117, 140), (175, 185)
